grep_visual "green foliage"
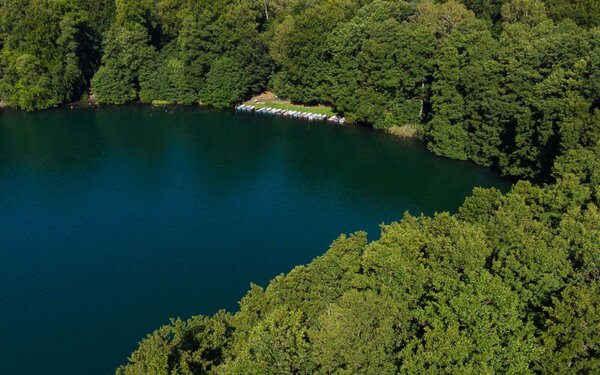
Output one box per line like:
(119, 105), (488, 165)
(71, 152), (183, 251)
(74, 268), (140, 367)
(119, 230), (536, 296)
(116, 312), (232, 375)
(553, 144), (600, 185)
(79, 0), (115, 33)
(91, 11), (157, 104)
(544, 0), (600, 28)
(459, 0), (506, 23)
(501, 0), (548, 28)
(313, 289), (397, 374)
(222, 308), (313, 374)
(139, 52), (196, 105)
(423, 14), (599, 180)
(330, 1), (434, 128)
(0, 0), (99, 110)
(200, 57), (250, 108)
(88, 0), (270, 106)
(416, 0), (476, 38)
(424, 16), (500, 161)
(90, 64), (136, 104)
(117, 171), (600, 374)
(4, 1), (598, 182)
(3, 4), (600, 372)
(461, 0), (600, 29)
(540, 282), (600, 373)
(269, 0), (367, 104)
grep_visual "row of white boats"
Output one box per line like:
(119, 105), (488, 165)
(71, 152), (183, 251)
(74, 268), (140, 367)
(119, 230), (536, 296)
(236, 104), (346, 124)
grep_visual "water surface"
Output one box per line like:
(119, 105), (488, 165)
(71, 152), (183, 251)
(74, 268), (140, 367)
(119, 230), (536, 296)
(0, 106), (509, 374)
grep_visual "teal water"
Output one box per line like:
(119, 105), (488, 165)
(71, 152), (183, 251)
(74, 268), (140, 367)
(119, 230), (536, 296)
(0, 105), (509, 375)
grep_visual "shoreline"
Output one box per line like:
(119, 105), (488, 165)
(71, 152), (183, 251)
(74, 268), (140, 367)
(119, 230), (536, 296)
(2, 99), (491, 177)
(1, 93), (418, 139)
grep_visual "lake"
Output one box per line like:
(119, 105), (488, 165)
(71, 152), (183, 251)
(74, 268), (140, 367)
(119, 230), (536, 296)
(0, 105), (509, 375)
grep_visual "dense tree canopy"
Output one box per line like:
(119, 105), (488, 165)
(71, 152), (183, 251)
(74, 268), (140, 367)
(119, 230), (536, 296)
(116, 152), (600, 374)
(424, 8), (600, 180)
(329, 1), (434, 129)
(0, 0), (100, 110)
(1, 0), (598, 180)
(1, 2), (599, 372)
(89, 0), (272, 107)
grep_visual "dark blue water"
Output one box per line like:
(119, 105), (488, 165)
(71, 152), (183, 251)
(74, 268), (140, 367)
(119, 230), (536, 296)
(0, 105), (509, 374)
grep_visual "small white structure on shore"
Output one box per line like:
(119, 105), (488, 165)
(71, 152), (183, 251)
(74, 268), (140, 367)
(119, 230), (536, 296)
(236, 104), (345, 125)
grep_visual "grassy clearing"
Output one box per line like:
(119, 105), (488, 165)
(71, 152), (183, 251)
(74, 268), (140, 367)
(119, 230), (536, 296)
(251, 102), (335, 116)
(386, 124), (419, 138)
(245, 92), (335, 117)
(151, 100), (174, 106)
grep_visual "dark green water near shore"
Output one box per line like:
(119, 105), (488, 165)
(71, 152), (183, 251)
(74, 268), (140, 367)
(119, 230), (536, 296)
(0, 105), (509, 375)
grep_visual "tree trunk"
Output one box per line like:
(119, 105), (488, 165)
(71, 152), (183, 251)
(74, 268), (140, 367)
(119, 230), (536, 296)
(419, 82), (425, 119)
(264, 0), (269, 21)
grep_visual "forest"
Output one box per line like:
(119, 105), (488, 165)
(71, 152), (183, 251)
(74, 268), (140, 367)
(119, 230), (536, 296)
(0, 0), (598, 374)
(117, 168), (599, 374)
(1, 0), (599, 181)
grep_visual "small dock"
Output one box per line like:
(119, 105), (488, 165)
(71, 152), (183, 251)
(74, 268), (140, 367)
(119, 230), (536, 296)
(235, 104), (345, 124)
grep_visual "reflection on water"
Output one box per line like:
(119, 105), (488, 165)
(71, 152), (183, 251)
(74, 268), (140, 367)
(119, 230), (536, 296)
(0, 106), (509, 375)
